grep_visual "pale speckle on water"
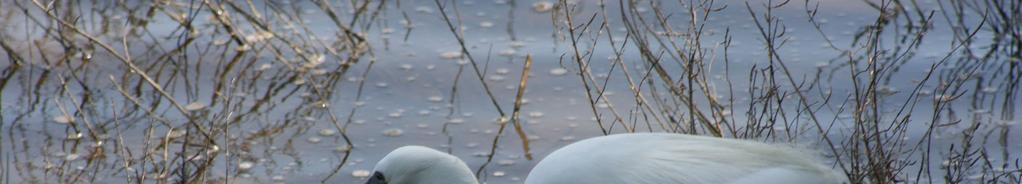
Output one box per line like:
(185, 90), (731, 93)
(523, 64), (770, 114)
(167, 129), (187, 139)
(549, 68), (568, 76)
(480, 21), (494, 28)
(496, 68), (510, 74)
(440, 51), (463, 59)
(428, 96), (444, 102)
(351, 169), (372, 178)
(532, 1), (553, 13)
(53, 115), (74, 124)
(388, 112), (403, 118)
(996, 120), (1017, 127)
(560, 136), (576, 141)
(318, 129), (337, 137)
(488, 75), (506, 82)
(257, 63), (272, 71)
(414, 6), (433, 14)
(64, 153), (80, 161)
(66, 133), (83, 140)
(238, 161), (255, 170)
(981, 87), (999, 93)
(334, 145), (352, 153)
(528, 111), (544, 118)
(382, 128), (404, 137)
(509, 41), (526, 48)
(498, 49), (517, 57)
(497, 159), (515, 166)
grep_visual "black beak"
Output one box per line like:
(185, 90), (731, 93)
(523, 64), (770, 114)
(364, 171), (387, 184)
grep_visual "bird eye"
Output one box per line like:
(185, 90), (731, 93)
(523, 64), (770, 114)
(364, 171), (387, 184)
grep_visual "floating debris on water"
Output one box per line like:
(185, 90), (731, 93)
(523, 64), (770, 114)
(64, 153), (80, 161)
(382, 129), (404, 137)
(970, 109), (990, 114)
(497, 159), (515, 166)
(815, 62), (829, 68)
(996, 120), (1017, 127)
(440, 51), (463, 59)
(428, 96), (444, 102)
(498, 49), (517, 57)
(238, 161), (255, 170)
(53, 115), (74, 124)
(877, 86), (898, 96)
(257, 63), (272, 71)
(934, 94), (954, 102)
(496, 68), (511, 75)
(721, 109), (733, 116)
(415, 6), (433, 14)
(388, 112), (403, 118)
(66, 132), (83, 140)
(335, 145), (352, 153)
(206, 145), (219, 154)
(549, 68), (569, 76)
(560, 136), (576, 141)
(318, 129), (337, 137)
(488, 75), (506, 81)
(509, 41), (526, 48)
(493, 171), (506, 177)
(243, 31), (274, 43)
(167, 129), (187, 139)
(352, 169), (372, 178)
(916, 90), (932, 96)
(981, 87), (999, 94)
(532, 1), (553, 13)
(480, 21), (494, 28)
(528, 111), (544, 118)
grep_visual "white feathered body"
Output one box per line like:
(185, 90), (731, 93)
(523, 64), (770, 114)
(524, 133), (847, 184)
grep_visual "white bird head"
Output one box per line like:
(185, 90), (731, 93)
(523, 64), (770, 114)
(366, 146), (478, 184)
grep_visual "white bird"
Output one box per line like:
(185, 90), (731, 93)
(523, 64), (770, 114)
(365, 133), (849, 184)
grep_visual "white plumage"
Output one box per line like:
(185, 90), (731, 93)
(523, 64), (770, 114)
(366, 133), (849, 184)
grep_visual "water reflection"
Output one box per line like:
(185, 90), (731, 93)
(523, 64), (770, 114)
(0, 0), (1019, 183)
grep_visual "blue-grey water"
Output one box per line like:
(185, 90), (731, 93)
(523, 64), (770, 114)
(0, 0), (1018, 183)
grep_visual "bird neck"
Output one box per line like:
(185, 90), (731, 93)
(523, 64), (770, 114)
(415, 157), (479, 184)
